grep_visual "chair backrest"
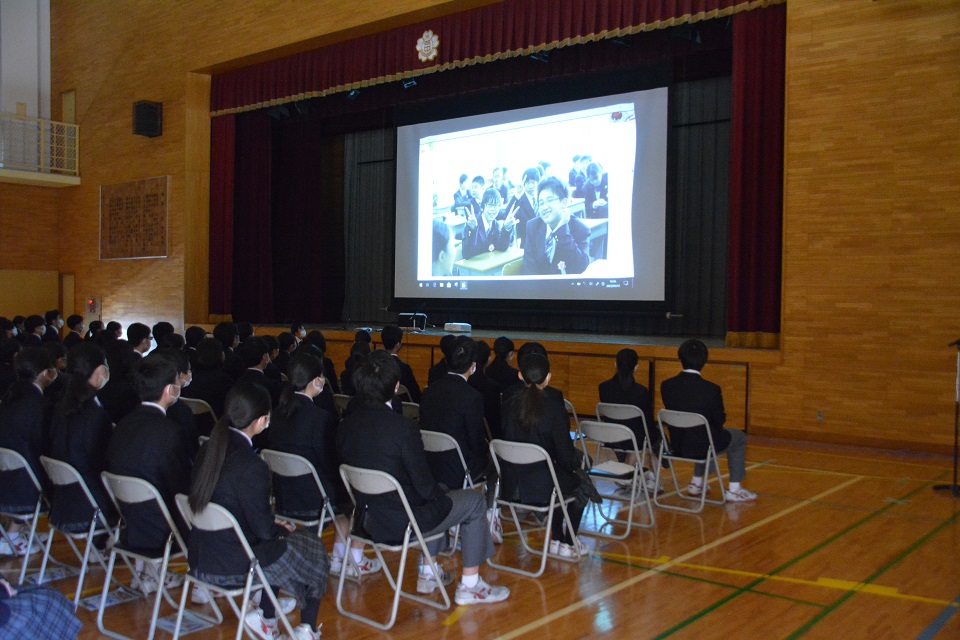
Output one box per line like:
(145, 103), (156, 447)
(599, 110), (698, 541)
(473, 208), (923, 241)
(175, 493), (257, 561)
(579, 419), (638, 452)
(181, 397), (217, 420)
(420, 429), (471, 487)
(102, 472), (187, 554)
(488, 439), (564, 500)
(40, 455), (103, 521)
(401, 402), (420, 422)
(333, 394), (351, 417)
(339, 464), (401, 498)
(564, 399), (580, 429)
(657, 409), (716, 453)
(396, 384), (412, 402)
(596, 402), (644, 423)
(0, 447), (42, 492)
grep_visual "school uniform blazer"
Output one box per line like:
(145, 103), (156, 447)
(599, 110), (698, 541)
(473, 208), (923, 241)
(97, 377), (140, 425)
(0, 381), (52, 500)
(167, 399), (200, 461)
(107, 403), (192, 552)
(321, 356), (340, 395)
(392, 354), (422, 403)
(659, 371), (732, 459)
(237, 368), (283, 407)
(485, 358), (520, 393)
(461, 213), (515, 259)
(427, 360), (448, 386)
(469, 369), (503, 440)
(582, 173), (609, 218)
(62, 331), (83, 351)
(598, 376), (654, 446)
(188, 430), (286, 576)
(337, 401), (452, 544)
(182, 368), (233, 419)
(267, 394), (346, 513)
(49, 398), (115, 525)
(521, 216), (590, 276)
(502, 194), (537, 247)
(418, 373), (488, 489)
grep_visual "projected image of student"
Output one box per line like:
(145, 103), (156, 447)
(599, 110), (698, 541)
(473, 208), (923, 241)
(467, 175), (485, 218)
(568, 155), (585, 193)
(572, 154), (592, 197)
(502, 167), (540, 248)
(522, 176), (590, 276)
(462, 188), (516, 259)
(583, 162), (609, 218)
(452, 173), (470, 212)
(492, 167), (508, 202)
(432, 219), (458, 277)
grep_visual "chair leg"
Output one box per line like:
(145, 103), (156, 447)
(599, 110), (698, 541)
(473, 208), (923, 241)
(171, 575), (192, 640)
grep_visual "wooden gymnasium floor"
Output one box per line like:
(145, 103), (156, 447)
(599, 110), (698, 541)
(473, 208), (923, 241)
(4, 436), (960, 639)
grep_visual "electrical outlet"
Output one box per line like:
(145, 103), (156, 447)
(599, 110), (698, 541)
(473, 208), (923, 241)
(816, 410), (824, 423)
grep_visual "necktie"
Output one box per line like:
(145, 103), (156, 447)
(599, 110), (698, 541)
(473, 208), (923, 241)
(545, 233), (556, 264)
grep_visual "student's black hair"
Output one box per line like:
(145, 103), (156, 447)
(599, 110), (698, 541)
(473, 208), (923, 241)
(13, 316), (26, 328)
(57, 342), (107, 418)
(432, 218), (452, 262)
(152, 321), (175, 343)
(42, 341), (67, 364)
(290, 321), (304, 335)
(189, 381), (271, 513)
(493, 336), (515, 359)
(447, 336), (476, 375)
(237, 336), (270, 368)
(438, 334), (457, 360)
(304, 331), (327, 354)
(184, 326), (207, 349)
(353, 349), (400, 405)
(152, 347), (190, 375)
(85, 320), (104, 340)
(473, 339), (491, 370)
(212, 322), (238, 350)
(678, 339), (708, 371)
(459, 173), (468, 185)
(586, 162), (603, 181)
(261, 334), (279, 353)
(536, 175), (567, 202)
(158, 332), (186, 350)
(480, 187), (502, 209)
(521, 168), (540, 184)
(471, 175), (485, 186)
(127, 322), (152, 348)
(25, 315), (45, 334)
(615, 348), (640, 389)
(134, 354), (179, 402)
(104, 339), (138, 380)
(518, 353), (550, 432)
(194, 337), (225, 371)
(236, 321), (254, 342)
(380, 324), (403, 351)
(66, 315), (84, 330)
(354, 329), (372, 345)
(516, 341), (547, 369)
(276, 351), (323, 420)
(0, 338), (22, 365)
(5, 347), (55, 403)
(44, 310), (61, 325)
(278, 331), (296, 351)
(105, 321), (122, 336)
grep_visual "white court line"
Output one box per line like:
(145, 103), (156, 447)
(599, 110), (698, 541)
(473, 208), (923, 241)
(494, 474), (864, 640)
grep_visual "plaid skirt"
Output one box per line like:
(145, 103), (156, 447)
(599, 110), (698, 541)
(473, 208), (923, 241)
(1, 586), (82, 640)
(194, 530), (329, 607)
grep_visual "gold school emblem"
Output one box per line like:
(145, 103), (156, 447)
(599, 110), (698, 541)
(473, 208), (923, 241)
(417, 29), (439, 62)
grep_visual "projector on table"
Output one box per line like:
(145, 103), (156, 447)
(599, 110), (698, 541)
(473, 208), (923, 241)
(444, 322), (472, 333)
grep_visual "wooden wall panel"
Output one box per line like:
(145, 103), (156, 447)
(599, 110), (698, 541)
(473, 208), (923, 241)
(0, 184), (60, 271)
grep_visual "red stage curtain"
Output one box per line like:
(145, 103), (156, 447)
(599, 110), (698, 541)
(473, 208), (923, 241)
(726, 3), (785, 348)
(211, 0), (783, 114)
(208, 113), (235, 319)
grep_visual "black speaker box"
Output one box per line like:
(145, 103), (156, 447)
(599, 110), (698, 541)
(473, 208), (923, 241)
(133, 101), (163, 138)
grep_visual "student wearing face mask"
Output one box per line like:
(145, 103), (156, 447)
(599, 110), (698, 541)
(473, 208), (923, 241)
(48, 342), (118, 528)
(152, 348), (201, 461)
(41, 310), (63, 344)
(290, 322), (307, 347)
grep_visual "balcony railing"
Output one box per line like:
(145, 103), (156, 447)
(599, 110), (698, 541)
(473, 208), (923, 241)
(0, 112), (79, 177)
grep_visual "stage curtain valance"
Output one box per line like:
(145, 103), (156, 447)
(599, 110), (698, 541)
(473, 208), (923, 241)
(211, 0), (784, 115)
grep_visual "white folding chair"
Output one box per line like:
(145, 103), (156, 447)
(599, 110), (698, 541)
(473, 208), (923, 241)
(595, 402), (656, 471)
(655, 410), (727, 513)
(401, 401), (420, 422)
(0, 447), (46, 586)
(332, 394), (351, 418)
(564, 399), (590, 469)
(487, 439), (582, 578)
(419, 430), (482, 556)
(396, 384), (413, 403)
(578, 420), (655, 539)
(336, 465), (451, 630)
(172, 494), (297, 640)
(98, 473), (216, 640)
(38, 456), (117, 609)
(180, 397), (217, 422)
(259, 450), (338, 537)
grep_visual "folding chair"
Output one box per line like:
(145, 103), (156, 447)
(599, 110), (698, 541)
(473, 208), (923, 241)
(419, 430), (482, 556)
(578, 420), (654, 539)
(654, 410), (727, 513)
(487, 439), (582, 578)
(396, 384), (413, 403)
(172, 494), (297, 640)
(259, 450), (338, 538)
(401, 401), (420, 423)
(0, 447), (46, 586)
(595, 402), (656, 471)
(336, 465), (451, 630)
(38, 456), (117, 609)
(332, 394), (351, 418)
(181, 397), (217, 436)
(98, 472), (216, 640)
(564, 399), (590, 469)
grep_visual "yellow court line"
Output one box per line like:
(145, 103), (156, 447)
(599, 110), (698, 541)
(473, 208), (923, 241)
(595, 552), (960, 609)
(442, 605), (468, 626)
(494, 475), (863, 640)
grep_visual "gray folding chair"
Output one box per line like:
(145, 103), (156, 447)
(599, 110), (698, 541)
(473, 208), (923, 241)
(487, 439), (582, 578)
(578, 420), (655, 539)
(172, 494), (297, 640)
(401, 401), (420, 423)
(396, 384), (413, 403)
(655, 409), (727, 513)
(419, 430), (480, 557)
(38, 456), (117, 609)
(98, 472), (216, 640)
(0, 447), (46, 586)
(180, 397), (217, 422)
(336, 464), (451, 630)
(332, 394), (351, 418)
(564, 399), (590, 469)
(259, 450), (338, 538)
(595, 402), (656, 471)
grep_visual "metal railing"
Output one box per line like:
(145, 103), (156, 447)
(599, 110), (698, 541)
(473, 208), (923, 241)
(0, 112), (79, 177)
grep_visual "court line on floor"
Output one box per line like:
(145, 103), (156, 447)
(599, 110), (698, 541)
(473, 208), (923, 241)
(748, 444), (954, 470)
(917, 594), (960, 640)
(493, 475), (863, 640)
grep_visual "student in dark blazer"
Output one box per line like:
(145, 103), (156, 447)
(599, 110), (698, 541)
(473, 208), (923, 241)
(98, 340), (141, 424)
(42, 310), (63, 344)
(581, 162), (609, 218)
(486, 336), (520, 393)
(48, 343), (116, 527)
(468, 340), (502, 440)
(62, 315), (85, 351)
(379, 324), (421, 403)
(236, 337), (283, 407)
(182, 338), (233, 423)
(151, 348), (201, 461)
(22, 315), (46, 346)
(338, 350), (509, 606)
(213, 322), (244, 381)
(598, 348), (658, 458)
(660, 339), (756, 502)
(303, 331), (340, 396)
(0, 338), (21, 398)
(267, 352), (379, 579)
(461, 188), (516, 259)
(274, 332), (296, 377)
(522, 176), (591, 276)
(189, 382), (329, 640)
(501, 167), (540, 248)
(427, 334), (456, 386)
(106, 356), (193, 553)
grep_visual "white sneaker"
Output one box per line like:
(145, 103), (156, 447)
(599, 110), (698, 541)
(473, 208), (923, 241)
(0, 533), (42, 556)
(724, 487), (757, 502)
(244, 604), (278, 640)
(191, 586), (217, 604)
(643, 470), (664, 493)
(557, 537), (588, 559)
(330, 554), (381, 578)
(416, 565), (454, 594)
(278, 623), (321, 640)
(252, 589), (296, 615)
(548, 539), (561, 555)
(134, 565), (185, 595)
(454, 577), (510, 605)
(487, 509), (503, 544)
(686, 482), (710, 496)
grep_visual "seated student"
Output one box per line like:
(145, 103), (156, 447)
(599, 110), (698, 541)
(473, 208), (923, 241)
(190, 382), (329, 640)
(290, 322), (307, 348)
(151, 348), (201, 461)
(12, 316), (27, 342)
(0, 338), (21, 398)
(0, 577), (82, 640)
(184, 325), (207, 354)
(84, 320), (104, 341)
(303, 331), (339, 396)
(660, 339), (756, 502)
(182, 338), (233, 424)
(451, 173), (470, 212)
(468, 339), (502, 440)
(337, 351), (509, 606)
(158, 332), (186, 350)
(342, 330), (372, 376)
(236, 337), (283, 409)
(340, 342), (369, 397)
(427, 334), (456, 385)
(466, 175), (485, 219)
(491, 167), (509, 203)
(572, 154), (592, 197)
(598, 348), (661, 489)
(501, 353), (589, 557)
(48, 342), (117, 530)
(22, 315), (46, 346)
(42, 310), (63, 344)
(568, 154), (585, 192)
(41, 342), (69, 407)
(62, 315), (84, 350)
(213, 321), (244, 381)
(106, 356), (193, 554)
(0, 317), (14, 341)
(522, 176), (591, 276)
(127, 322), (153, 357)
(152, 321), (175, 347)
(274, 332), (297, 377)
(105, 321), (123, 340)
(261, 334), (283, 382)
(266, 352), (380, 577)
(486, 336), (520, 392)
(582, 162), (609, 218)
(380, 324), (421, 403)
(501, 167), (540, 248)
(236, 321), (254, 344)
(462, 187), (517, 259)
(97, 339), (141, 424)
(432, 219), (457, 277)
(0, 347), (57, 556)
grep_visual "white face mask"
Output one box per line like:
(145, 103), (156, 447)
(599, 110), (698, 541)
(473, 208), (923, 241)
(314, 377), (325, 393)
(168, 383), (180, 402)
(57, 318), (64, 328)
(11, 328), (17, 337)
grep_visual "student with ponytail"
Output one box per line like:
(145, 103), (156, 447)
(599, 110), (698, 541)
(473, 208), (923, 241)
(501, 352), (589, 557)
(189, 382), (329, 640)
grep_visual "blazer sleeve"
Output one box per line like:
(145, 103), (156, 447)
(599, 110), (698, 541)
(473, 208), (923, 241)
(241, 459), (282, 542)
(546, 402), (581, 473)
(556, 220), (590, 274)
(399, 424), (445, 503)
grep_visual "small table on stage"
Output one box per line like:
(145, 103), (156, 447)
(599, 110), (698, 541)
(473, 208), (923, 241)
(455, 246), (524, 276)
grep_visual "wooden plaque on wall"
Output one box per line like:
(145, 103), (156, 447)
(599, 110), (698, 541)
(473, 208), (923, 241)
(99, 176), (169, 260)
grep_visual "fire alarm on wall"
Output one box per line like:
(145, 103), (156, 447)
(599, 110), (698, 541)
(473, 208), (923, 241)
(86, 297), (101, 318)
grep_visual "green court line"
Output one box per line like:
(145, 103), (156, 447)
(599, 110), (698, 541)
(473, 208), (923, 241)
(785, 508), (960, 639)
(651, 479), (937, 639)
